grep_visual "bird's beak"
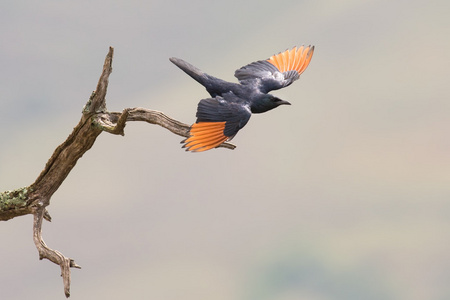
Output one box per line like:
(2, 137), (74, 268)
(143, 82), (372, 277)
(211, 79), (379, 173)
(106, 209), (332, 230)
(279, 99), (291, 106)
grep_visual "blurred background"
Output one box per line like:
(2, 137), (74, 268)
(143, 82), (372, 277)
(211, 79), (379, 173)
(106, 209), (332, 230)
(1, 0), (449, 299)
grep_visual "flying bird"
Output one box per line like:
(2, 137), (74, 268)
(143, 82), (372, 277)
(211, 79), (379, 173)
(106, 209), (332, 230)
(170, 45), (315, 152)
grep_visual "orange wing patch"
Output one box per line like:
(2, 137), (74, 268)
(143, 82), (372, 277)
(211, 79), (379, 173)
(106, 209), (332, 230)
(183, 122), (228, 152)
(267, 45), (314, 75)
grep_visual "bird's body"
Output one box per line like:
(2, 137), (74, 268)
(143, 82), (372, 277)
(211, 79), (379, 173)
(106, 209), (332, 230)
(170, 45), (315, 152)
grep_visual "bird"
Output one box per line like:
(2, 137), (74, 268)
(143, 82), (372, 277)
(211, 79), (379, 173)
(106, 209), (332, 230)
(170, 45), (315, 152)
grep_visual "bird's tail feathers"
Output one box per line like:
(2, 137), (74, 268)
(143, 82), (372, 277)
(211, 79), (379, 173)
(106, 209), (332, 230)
(169, 57), (210, 86)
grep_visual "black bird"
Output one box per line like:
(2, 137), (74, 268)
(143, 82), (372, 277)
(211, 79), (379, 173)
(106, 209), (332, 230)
(170, 45), (315, 152)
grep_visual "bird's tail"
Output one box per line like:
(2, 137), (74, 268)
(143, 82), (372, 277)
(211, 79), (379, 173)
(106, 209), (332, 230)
(169, 57), (210, 86)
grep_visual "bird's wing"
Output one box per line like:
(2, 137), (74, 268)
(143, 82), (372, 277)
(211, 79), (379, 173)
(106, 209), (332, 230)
(182, 94), (251, 152)
(234, 45), (314, 93)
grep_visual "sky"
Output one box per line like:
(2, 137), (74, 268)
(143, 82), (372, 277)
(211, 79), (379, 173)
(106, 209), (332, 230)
(1, 0), (450, 299)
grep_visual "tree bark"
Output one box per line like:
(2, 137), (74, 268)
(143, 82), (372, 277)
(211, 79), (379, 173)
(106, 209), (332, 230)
(0, 47), (235, 297)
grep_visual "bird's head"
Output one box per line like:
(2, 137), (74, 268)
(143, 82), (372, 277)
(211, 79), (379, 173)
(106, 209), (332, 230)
(250, 94), (291, 114)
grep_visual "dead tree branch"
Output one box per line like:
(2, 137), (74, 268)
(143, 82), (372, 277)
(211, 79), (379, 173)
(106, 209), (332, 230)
(0, 47), (235, 297)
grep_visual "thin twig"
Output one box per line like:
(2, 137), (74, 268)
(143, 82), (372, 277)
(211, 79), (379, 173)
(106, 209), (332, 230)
(99, 108), (237, 150)
(33, 205), (81, 298)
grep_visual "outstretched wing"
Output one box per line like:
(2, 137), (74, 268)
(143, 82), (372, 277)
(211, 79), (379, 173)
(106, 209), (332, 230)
(182, 94), (252, 152)
(234, 45), (314, 93)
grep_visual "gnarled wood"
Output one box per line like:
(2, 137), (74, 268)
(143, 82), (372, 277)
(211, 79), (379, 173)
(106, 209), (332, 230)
(0, 47), (235, 297)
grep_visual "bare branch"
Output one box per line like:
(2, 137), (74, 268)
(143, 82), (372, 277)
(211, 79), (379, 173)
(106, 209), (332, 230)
(33, 205), (81, 298)
(94, 108), (237, 149)
(85, 46), (114, 113)
(0, 46), (235, 296)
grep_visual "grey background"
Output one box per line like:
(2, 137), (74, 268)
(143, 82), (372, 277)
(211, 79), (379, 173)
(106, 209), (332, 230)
(1, 0), (449, 299)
